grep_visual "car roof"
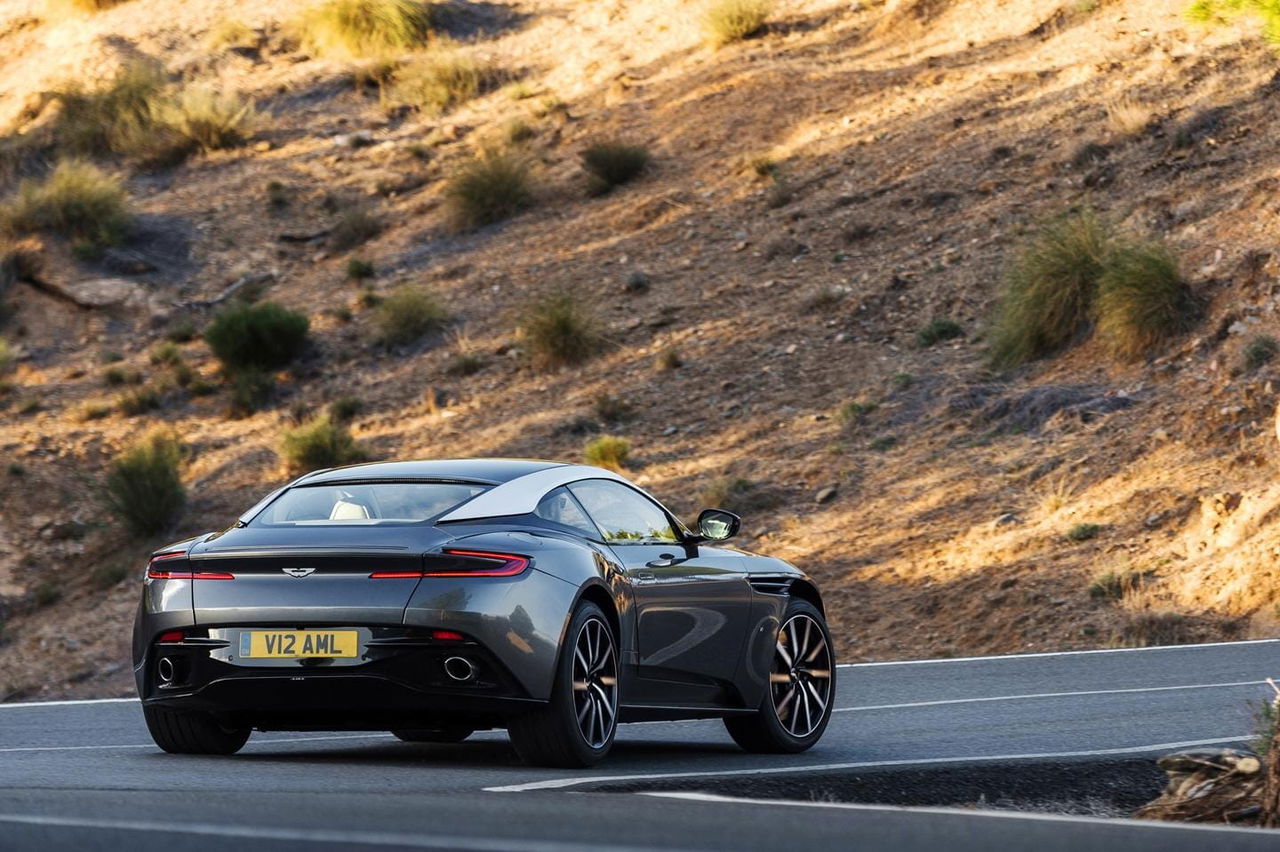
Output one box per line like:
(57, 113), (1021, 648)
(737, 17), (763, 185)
(297, 459), (568, 486)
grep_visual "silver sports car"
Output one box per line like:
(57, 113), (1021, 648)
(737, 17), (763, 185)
(132, 459), (835, 766)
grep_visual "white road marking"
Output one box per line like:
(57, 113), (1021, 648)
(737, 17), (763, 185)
(836, 679), (1277, 712)
(639, 792), (1270, 837)
(0, 813), (665, 851)
(483, 736), (1249, 792)
(0, 697), (138, 710)
(837, 637), (1280, 668)
(0, 733), (395, 754)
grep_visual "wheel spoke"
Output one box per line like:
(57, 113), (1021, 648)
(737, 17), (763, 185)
(768, 673), (791, 684)
(573, 680), (590, 691)
(577, 696), (591, 723)
(775, 640), (794, 669)
(775, 684), (797, 721)
(805, 679), (828, 713)
(805, 636), (826, 664)
(805, 668), (831, 679)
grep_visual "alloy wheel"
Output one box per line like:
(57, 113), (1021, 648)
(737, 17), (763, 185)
(571, 616), (618, 749)
(768, 613), (833, 738)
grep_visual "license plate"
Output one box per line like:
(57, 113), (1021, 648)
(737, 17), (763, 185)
(238, 630), (359, 659)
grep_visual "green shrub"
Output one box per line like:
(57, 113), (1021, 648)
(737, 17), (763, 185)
(916, 318), (964, 347)
(346, 258), (375, 281)
(153, 86), (258, 154)
(1094, 241), (1196, 361)
(48, 60), (166, 157)
(518, 290), (604, 370)
(328, 395), (364, 422)
(584, 435), (630, 471)
(580, 142), (649, 195)
(702, 0), (772, 46)
(228, 368), (274, 417)
(78, 400), (114, 421)
(1188, 0), (1280, 46)
(34, 581), (62, 607)
(1251, 698), (1278, 756)
(331, 207), (382, 250)
(103, 366), (140, 386)
(0, 337), (11, 374)
(3, 160), (132, 249)
(390, 51), (497, 113)
(205, 301), (310, 374)
(444, 150), (534, 231)
(103, 430), (185, 537)
(989, 210), (1109, 367)
(375, 286), (448, 345)
(1245, 334), (1279, 371)
(296, 0), (432, 58)
(91, 559), (132, 589)
(281, 415), (368, 473)
(869, 434), (897, 451)
(1067, 522), (1102, 542)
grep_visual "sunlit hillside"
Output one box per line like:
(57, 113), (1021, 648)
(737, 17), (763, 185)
(3, 0), (1280, 700)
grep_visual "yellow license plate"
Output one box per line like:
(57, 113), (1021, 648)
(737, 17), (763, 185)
(240, 630), (359, 659)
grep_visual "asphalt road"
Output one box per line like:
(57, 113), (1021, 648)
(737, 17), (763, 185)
(3, 639), (1280, 851)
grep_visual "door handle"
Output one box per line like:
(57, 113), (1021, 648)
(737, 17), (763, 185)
(633, 570), (656, 582)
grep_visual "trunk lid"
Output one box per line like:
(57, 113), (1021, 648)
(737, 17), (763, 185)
(188, 525), (453, 626)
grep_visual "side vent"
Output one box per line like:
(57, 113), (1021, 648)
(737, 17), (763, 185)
(748, 576), (793, 596)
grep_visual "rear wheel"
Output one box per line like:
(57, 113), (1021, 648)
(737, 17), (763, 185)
(508, 600), (618, 767)
(143, 704), (250, 755)
(390, 727), (474, 744)
(725, 599), (834, 754)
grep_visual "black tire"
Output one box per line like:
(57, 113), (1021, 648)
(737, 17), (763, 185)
(508, 600), (618, 768)
(143, 704), (250, 755)
(725, 599), (835, 754)
(390, 727), (474, 744)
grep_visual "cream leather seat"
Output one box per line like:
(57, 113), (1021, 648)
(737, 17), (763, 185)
(329, 499), (370, 520)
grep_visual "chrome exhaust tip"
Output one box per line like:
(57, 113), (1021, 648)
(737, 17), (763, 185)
(157, 656), (175, 684)
(443, 656), (476, 682)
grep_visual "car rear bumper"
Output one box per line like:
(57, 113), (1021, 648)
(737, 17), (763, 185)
(141, 630), (543, 730)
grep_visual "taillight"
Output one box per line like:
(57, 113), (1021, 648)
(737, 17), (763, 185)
(158, 631), (184, 643)
(431, 630), (465, 641)
(370, 549), (531, 579)
(146, 553), (234, 580)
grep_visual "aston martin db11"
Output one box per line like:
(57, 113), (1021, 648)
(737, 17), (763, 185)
(132, 459), (835, 766)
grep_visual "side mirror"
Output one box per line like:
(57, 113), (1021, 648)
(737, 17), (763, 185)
(695, 508), (741, 542)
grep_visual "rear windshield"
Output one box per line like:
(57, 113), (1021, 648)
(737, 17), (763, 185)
(251, 482), (489, 526)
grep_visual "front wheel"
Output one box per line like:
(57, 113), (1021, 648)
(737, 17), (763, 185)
(508, 600), (619, 767)
(143, 704), (250, 755)
(725, 599), (835, 753)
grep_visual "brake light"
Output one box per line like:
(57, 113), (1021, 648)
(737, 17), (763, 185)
(158, 631), (184, 643)
(431, 630), (465, 641)
(369, 550), (531, 579)
(146, 555), (235, 581)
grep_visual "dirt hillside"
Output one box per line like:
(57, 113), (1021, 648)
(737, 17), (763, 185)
(3, 0), (1280, 701)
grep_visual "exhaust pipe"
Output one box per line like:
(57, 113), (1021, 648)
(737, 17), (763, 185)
(157, 657), (176, 684)
(443, 656), (476, 683)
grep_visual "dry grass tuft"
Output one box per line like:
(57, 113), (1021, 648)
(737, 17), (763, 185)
(48, 60), (166, 157)
(153, 86), (258, 153)
(444, 150), (534, 231)
(989, 209), (1108, 367)
(1095, 240), (1196, 362)
(698, 476), (783, 513)
(1105, 94), (1152, 137)
(580, 142), (650, 195)
(584, 435), (631, 471)
(375, 286), (449, 345)
(296, 0), (432, 58)
(702, 0), (772, 47)
(3, 160), (132, 250)
(518, 290), (605, 370)
(390, 51), (498, 113)
(331, 207), (383, 250)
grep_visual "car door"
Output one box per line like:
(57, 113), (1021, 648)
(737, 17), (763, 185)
(566, 479), (752, 703)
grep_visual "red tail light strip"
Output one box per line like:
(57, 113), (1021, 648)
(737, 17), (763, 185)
(147, 569), (236, 580)
(370, 549), (531, 579)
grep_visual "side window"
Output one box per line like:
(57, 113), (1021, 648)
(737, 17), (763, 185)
(534, 487), (599, 537)
(568, 480), (679, 545)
